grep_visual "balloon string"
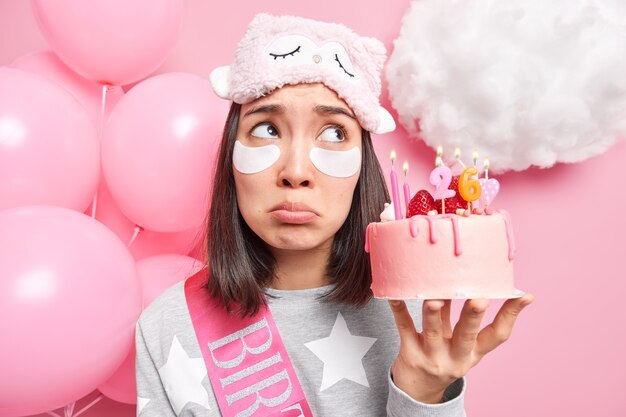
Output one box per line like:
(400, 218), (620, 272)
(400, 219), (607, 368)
(91, 84), (110, 219)
(128, 225), (144, 248)
(72, 394), (104, 417)
(100, 85), (109, 131)
(44, 394), (104, 417)
(64, 402), (75, 417)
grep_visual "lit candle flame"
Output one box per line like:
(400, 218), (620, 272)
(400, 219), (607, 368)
(403, 161), (409, 176)
(484, 156), (490, 179)
(454, 147), (466, 169)
(390, 150), (396, 164)
(435, 145), (443, 166)
(472, 149), (478, 166)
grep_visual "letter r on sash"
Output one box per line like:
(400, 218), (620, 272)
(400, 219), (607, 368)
(226, 369), (293, 417)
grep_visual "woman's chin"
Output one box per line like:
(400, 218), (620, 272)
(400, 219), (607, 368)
(266, 234), (333, 253)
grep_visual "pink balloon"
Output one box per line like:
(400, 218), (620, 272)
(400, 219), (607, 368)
(84, 82), (206, 258)
(88, 180), (206, 260)
(98, 254), (205, 404)
(31, 0), (182, 86)
(137, 254), (206, 305)
(102, 72), (228, 232)
(0, 206), (141, 417)
(0, 67), (100, 211)
(11, 50), (124, 132)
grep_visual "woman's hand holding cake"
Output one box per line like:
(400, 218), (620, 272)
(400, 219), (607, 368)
(387, 295), (533, 403)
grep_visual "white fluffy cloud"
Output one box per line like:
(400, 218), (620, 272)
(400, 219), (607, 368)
(386, 0), (626, 172)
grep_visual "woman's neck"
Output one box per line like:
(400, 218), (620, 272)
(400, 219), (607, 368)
(268, 244), (332, 290)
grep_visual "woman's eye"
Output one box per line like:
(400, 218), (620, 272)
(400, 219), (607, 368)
(251, 123), (279, 139)
(319, 126), (345, 142)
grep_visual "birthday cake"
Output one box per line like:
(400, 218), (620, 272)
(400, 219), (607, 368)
(366, 153), (523, 300)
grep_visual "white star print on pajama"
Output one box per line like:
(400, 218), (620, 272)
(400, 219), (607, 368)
(136, 397), (150, 415)
(304, 312), (377, 391)
(157, 335), (211, 415)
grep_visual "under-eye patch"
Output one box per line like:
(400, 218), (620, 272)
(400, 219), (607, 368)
(232, 140), (281, 174)
(309, 147), (361, 178)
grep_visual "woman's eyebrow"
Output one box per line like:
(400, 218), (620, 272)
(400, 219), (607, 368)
(314, 105), (356, 119)
(243, 104), (285, 118)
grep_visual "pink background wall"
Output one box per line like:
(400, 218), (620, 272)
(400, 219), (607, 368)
(2, 0), (625, 416)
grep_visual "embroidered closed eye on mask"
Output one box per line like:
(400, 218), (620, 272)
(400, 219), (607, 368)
(265, 35), (356, 79)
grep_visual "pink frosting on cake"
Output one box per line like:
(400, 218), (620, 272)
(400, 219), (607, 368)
(366, 211), (522, 299)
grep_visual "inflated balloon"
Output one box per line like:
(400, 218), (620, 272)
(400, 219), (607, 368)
(102, 72), (228, 232)
(0, 206), (141, 417)
(11, 50), (124, 131)
(0, 67), (99, 211)
(89, 181), (206, 260)
(31, 0), (182, 85)
(98, 254), (205, 404)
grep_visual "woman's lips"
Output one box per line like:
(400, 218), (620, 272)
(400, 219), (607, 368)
(270, 202), (318, 224)
(270, 209), (317, 224)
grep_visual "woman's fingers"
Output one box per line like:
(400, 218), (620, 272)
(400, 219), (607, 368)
(388, 300), (418, 347)
(420, 299), (446, 353)
(450, 298), (489, 359)
(475, 293), (534, 357)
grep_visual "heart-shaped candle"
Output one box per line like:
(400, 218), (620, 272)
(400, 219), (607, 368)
(478, 178), (500, 207)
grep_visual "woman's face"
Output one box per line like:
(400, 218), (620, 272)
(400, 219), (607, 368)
(233, 83), (363, 254)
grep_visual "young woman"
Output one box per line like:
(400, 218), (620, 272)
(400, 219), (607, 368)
(135, 13), (533, 417)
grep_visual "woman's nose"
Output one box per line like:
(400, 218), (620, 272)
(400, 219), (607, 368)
(277, 141), (315, 188)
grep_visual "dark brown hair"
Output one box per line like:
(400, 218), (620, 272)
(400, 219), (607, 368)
(203, 102), (389, 317)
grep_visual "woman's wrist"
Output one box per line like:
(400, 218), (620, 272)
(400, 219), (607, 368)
(407, 389), (445, 404)
(397, 381), (446, 404)
(391, 366), (448, 404)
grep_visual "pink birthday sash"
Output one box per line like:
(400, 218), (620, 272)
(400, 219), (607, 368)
(184, 269), (313, 417)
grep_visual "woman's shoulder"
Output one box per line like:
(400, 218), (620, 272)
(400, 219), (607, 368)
(135, 277), (207, 379)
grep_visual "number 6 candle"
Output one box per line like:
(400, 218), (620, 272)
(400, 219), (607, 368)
(459, 167), (482, 205)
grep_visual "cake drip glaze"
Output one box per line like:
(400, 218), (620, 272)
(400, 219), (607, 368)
(365, 211), (515, 261)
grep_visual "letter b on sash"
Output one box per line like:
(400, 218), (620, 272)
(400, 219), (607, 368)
(208, 318), (273, 369)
